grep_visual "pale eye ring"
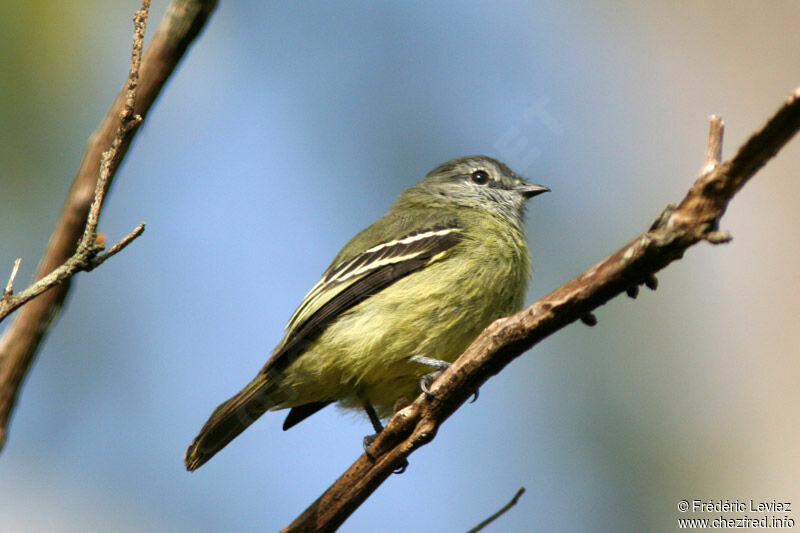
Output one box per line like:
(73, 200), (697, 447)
(470, 170), (490, 185)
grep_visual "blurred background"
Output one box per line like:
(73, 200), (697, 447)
(1, 2), (798, 531)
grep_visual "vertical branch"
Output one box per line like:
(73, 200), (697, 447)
(0, 0), (218, 452)
(703, 115), (724, 174)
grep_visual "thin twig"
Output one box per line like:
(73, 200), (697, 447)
(283, 86), (800, 532)
(3, 260), (22, 299)
(467, 487), (526, 533)
(698, 116), (732, 245)
(0, 1), (150, 324)
(0, 0), (218, 451)
(90, 223), (147, 269)
(703, 115), (724, 174)
(79, 1), (148, 253)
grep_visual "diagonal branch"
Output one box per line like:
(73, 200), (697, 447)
(0, 1), (150, 325)
(283, 87), (800, 532)
(467, 487), (526, 533)
(0, 0), (218, 452)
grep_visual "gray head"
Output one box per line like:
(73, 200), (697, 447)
(417, 155), (549, 225)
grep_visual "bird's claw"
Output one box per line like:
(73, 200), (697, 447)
(420, 371), (441, 398)
(410, 355), (451, 399)
(393, 460), (409, 474)
(469, 388), (480, 403)
(363, 433), (377, 460)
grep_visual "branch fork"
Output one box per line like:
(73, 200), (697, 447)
(0, 0), (218, 451)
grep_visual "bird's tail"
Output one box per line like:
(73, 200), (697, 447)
(185, 372), (280, 471)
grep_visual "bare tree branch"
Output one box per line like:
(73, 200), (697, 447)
(282, 87), (800, 532)
(0, 0), (150, 324)
(0, 0), (218, 452)
(704, 115), (724, 173)
(467, 487), (526, 533)
(3, 260), (22, 300)
(90, 223), (147, 270)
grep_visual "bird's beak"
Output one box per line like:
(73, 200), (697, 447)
(516, 183), (551, 198)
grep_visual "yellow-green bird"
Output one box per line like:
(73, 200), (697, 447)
(185, 155), (549, 471)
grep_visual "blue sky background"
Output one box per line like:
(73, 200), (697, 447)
(1, 2), (799, 532)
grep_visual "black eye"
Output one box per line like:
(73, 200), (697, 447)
(470, 170), (490, 185)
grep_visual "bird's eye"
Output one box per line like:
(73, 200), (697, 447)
(470, 170), (490, 185)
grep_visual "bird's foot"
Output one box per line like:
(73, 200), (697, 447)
(410, 355), (450, 398)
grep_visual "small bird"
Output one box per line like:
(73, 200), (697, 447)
(185, 155), (549, 471)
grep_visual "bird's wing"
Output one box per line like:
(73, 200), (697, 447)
(262, 225), (463, 373)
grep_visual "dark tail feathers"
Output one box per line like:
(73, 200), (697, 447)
(185, 373), (276, 471)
